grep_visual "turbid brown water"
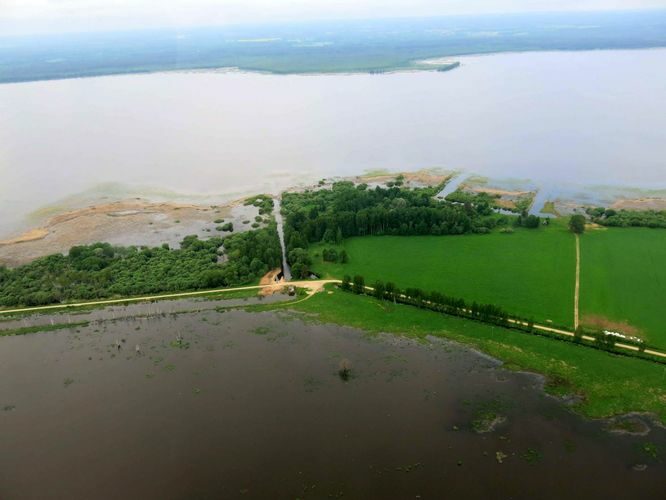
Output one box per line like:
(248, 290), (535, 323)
(1, 308), (664, 499)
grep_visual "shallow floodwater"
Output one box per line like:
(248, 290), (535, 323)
(1, 309), (664, 499)
(1, 49), (666, 237)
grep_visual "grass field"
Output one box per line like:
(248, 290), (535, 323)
(289, 287), (666, 422)
(580, 228), (666, 350)
(310, 222), (576, 328)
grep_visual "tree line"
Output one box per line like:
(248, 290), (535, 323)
(340, 275), (514, 328)
(339, 275), (657, 360)
(0, 225), (281, 307)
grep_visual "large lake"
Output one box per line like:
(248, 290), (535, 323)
(1, 49), (665, 237)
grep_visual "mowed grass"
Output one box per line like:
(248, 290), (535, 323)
(291, 287), (666, 422)
(580, 228), (666, 350)
(310, 222), (576, 328)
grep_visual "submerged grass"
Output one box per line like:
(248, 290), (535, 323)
(286, 287), (666, 423)
(0, 321), (90, 337)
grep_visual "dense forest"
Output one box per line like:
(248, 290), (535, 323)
(281, 181), (509, 277)
(0, 225), (281, 307)
(586, 207), (666, 228)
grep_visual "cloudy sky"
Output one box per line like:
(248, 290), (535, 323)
(2, 0), (665, 35)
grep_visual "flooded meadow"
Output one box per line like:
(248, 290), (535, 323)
(1, 304), (664, 499)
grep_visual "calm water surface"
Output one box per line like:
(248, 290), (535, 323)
(1, 308), (664, 499)
(1, 49), (666, 237)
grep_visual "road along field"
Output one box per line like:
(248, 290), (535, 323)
(580, 227), (666, 351)
(310, 223), (576, 329)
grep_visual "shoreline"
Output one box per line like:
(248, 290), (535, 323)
(2, 168), (665, 267)
(0, 197), (262, 267)
(3, 46), (666, 86)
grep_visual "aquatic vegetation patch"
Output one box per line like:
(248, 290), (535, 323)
(0, 321), (89, 337)
(468, 397), (511, 433)
(641, 442), (659, 460)
(471, 411), (506, 434)
(252, 326), (270, 335)
(170, 334), (190, 349)
(521, 448), (543, 464)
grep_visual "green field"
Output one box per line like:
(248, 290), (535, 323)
(310, 222), (576, 328)
(580, 228), (666, 350)
(288, 287), (666, 422)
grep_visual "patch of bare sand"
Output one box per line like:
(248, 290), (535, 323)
(582, 315), (640, 337)
(611, 197), (666, 211)
(458, 183), (535, 211)
(357, 170), (451, 187)
(0, 199), (256, 267)
(0, 228), (49, 245)
(495, 198), (518, 210)
(259, 268), (285, 296)
(465, 185), (532, 198)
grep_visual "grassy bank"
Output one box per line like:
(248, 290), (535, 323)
(288, 287), (666, 422)
(580, 228), (666, 350)
(309, 221), (575, 328)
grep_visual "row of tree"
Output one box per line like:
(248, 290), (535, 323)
(340, 275), (514, 328)
(339, 276), (658, 359)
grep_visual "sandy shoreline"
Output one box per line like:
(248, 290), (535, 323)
(2, 169), (665, 268)
(0, 198), (262, 267)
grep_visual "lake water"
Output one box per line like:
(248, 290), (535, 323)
(1, 48), (666, 237)
(1, 307), (664, 499)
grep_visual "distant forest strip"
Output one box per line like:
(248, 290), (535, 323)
(0, 226), (281, 307)
(3, 11), (666, 83)
(586, 207), (666, 229)
(340, 275), (665, 364)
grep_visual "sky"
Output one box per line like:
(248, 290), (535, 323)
(1, 0), (666, 35)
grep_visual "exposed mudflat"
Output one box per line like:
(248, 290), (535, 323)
(0, 199), (263, 267)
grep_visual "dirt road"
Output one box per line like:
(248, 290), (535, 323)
(574, 233), (580, 331)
